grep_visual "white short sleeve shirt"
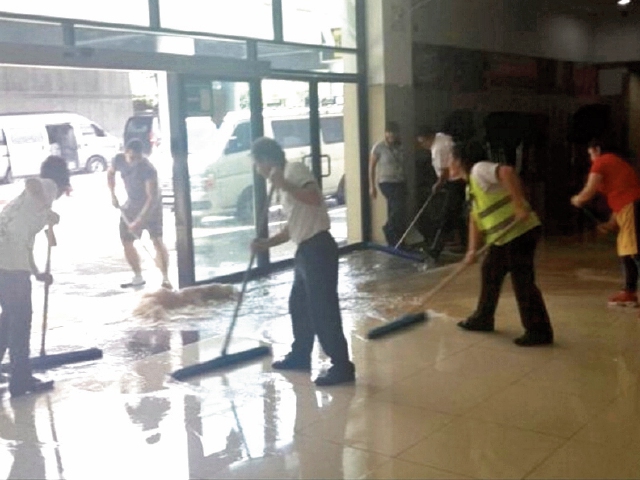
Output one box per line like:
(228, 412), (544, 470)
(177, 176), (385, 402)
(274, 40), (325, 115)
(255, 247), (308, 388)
(430, 133), (454, 177)
(0, 178), (58, 272)
(282, 162), (331, 245)
(470, 161), (504, 193)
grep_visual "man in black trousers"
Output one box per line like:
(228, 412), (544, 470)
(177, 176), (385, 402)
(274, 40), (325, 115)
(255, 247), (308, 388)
(250, 137), (355, 386)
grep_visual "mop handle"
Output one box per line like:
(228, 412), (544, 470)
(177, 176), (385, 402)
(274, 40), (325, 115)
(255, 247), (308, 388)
(119, 207), (156, 262)
(394, 189), (439, 250)
(221, 184), (276, 356)
(419, 219), (521, 306)
(40, 225), (56, 357)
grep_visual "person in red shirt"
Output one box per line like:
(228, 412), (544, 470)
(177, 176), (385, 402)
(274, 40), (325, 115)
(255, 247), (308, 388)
(571, 138), (640, 307)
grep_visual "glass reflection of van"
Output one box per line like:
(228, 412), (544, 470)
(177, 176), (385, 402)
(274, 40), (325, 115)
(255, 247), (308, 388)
(205, 110), (345, 223)
(0, 112), (120, 183)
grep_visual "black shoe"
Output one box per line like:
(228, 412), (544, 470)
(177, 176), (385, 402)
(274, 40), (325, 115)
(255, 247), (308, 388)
(514, 331), (554, 347)
(457, 318), (494, 332)
(314, 363), (355, 387)
(272, 354), (311, 372)
(9, 377), (55, 398)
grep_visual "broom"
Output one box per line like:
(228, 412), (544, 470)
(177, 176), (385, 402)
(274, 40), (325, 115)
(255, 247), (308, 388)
(171, 185), (275, 380)
(1, 225), (103, 373)
(367, 219), (521, 339)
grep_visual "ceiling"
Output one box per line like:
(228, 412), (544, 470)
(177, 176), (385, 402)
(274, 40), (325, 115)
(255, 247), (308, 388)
(537, 0), (636, 17)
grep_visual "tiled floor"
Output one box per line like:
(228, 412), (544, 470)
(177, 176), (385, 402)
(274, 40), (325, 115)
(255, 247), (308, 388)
(3, 239), (640, 479)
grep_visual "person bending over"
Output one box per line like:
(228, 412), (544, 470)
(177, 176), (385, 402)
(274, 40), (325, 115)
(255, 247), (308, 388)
(108, 139), (171, 289)
(0, 155), (70, 396)
(451, 143), (554, 346)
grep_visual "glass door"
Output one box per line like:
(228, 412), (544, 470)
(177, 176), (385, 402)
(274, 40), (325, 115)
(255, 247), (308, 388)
(260, 79), (360, 264)
(181, 79), (257, 281)
(261, 79), (311, 263)
(174, 77), (361, 284)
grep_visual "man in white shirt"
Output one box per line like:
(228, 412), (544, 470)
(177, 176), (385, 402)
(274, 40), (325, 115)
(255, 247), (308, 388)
(250, 137), (355, 386)
(416, 127), (467, 257)
(0, 155), (70, 397)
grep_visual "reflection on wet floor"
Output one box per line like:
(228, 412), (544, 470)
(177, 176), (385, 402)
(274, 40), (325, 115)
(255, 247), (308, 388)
(5, 239), (640, 479)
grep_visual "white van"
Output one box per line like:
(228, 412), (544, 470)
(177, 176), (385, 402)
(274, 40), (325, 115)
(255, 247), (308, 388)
(201, 109), (345, 222)
(0, 112), (120, 183)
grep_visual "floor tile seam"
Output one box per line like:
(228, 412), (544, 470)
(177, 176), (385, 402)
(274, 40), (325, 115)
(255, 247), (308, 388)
(389, 412), (463, 459)
(360, 455), (476, 480)
(507, 376), (623, 407)
(521, 435), (640, 479)
(365, 391), (463, 417)
(460, 405), (598, 441)
(563, 391), (628, 445)
(520, 433), (573, 480)
(476, 373), (621, 412)
(395, 416), (569, 480)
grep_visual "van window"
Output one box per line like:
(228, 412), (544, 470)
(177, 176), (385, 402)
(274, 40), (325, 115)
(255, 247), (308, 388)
(320, 116), (344, 144)
(224, 122), (252, 154)
(91, 124), (107, 137)
(79, 124), (97, 137)
(8, 128), (45, 145)
(271, 118), (310, 149)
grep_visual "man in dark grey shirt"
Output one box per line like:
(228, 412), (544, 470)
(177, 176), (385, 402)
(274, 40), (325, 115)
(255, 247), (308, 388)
(107, 139), (171, 289)
(369, 121), (407, 247)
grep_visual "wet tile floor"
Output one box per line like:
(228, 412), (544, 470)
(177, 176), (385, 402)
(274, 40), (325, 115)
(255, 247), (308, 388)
(3, 238), (640, 479)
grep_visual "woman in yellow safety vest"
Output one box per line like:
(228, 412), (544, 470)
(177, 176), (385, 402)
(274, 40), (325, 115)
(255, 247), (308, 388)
(449, 142), (554, 347)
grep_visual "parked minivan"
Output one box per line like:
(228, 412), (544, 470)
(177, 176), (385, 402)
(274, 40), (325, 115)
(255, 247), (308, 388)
(202, 109), (346, 222)
(123, 113), (162, 156)
(0, 112), (120, 183)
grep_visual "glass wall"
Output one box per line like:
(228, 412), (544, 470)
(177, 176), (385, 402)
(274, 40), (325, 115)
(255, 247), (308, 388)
(159, 0), (274, 39)
(257, 43), (357, 74)
(281, 0), (356, 48)
(0, 0), (150, 25)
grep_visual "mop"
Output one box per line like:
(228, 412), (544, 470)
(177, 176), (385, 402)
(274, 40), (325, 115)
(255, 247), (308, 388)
(367, 219), (520, 339)
(368, 190), (439, 263)
(171, 186), (276, 381)
(394, 189), (439, 250)
(1, 226), (103, 373)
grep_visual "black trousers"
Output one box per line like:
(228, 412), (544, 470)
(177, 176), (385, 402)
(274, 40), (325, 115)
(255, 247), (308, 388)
(430, 180), (468, 256)
(289, 231), (351, 368)
(0, 270), (34, 387)
(622, 255), (639, 292)
(379, 181), (407, 246)
(470, 227), (553, 334)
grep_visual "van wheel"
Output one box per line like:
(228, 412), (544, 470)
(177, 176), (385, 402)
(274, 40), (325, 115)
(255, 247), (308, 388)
(236, 187), (254, 224)
(336, 175), (346, 205)
(86, 156), (107, 173)
(2, 166), (12, 185)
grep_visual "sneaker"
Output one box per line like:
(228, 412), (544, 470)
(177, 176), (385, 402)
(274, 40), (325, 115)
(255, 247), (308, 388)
(513, 331), (554, 347)
(121, 274), (145, 289)
(314, 363), (356, 387)
(272, 353), (311, 372)
(457, 318), (495, 332)
(607, 290), (638, 307)
(161, 279), (173, 290)
(9, 377), (54, 398)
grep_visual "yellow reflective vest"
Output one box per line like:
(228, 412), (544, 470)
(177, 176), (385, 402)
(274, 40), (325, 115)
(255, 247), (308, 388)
(468, 173), (540, 246)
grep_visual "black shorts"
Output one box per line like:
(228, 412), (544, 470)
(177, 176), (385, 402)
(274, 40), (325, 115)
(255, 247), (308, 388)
(119, 208), (163, 242)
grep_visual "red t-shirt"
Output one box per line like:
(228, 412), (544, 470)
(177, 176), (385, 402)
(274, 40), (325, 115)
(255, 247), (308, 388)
(590, 153), (640, 212)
